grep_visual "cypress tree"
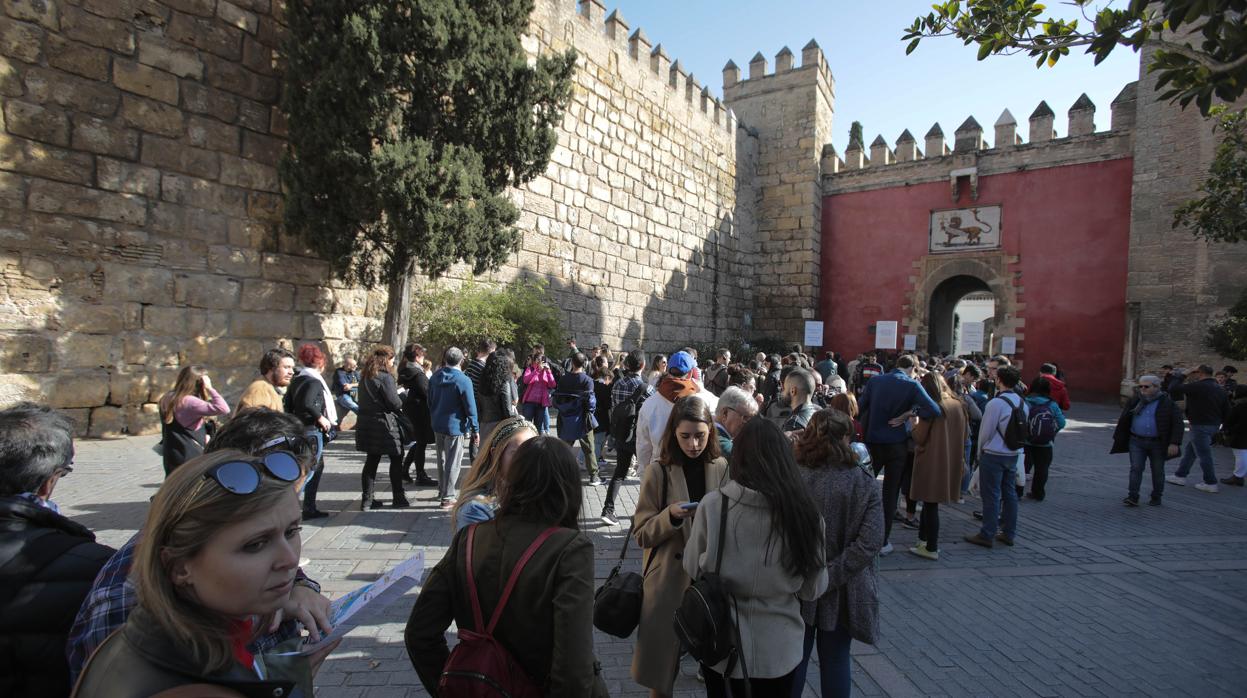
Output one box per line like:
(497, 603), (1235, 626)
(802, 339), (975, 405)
(281, 0), (576, 348)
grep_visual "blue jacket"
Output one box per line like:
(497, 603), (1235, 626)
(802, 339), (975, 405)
(859, 369), (942, 444)
(428, 367), (479, 436)
(553, 372), (596, 441)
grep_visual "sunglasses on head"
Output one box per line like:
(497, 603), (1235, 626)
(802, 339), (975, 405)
(205, 451), (302, 495)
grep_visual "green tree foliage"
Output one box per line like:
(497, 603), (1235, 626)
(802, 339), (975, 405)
(1174, 107), (1247, 243)
(903, 0), (1247, 115)
(849, 120), (865, 148)
(410, 278), (565, 358)
(280, 0), (576, 348)
(1207, 288), (1247, 360)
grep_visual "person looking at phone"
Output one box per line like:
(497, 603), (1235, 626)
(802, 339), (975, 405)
(158, 365), (231, 475)
(631, 396), (728, 698)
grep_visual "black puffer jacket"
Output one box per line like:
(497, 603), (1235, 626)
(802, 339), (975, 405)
(283, 371), (328, 427)
(0, 496), (114, 698)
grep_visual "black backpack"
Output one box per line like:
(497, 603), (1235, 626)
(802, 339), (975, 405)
(994, 393), (1030, 450)
(608, 383), (650, 449)
(673, 493), (750, 694)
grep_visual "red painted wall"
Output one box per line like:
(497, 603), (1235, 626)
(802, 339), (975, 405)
(820, 158), (1133, 398)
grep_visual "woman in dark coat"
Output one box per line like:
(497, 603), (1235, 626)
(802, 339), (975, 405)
(355, 345), (410, 510)
(398, 343), (436, 486)
(405, 436), (608, 697)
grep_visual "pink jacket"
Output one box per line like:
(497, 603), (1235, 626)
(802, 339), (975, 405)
(521, 366), (556, 406)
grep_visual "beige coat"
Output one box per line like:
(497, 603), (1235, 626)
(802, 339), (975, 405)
(910, 395), (968, 503)
(631, 456), (729, 693)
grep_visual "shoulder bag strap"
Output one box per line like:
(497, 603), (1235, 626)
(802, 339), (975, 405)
(486, 526), (561, 634)
(464, 524), (485, 633)
(640, 465), (670, 576)
(713, 491), (730, 575)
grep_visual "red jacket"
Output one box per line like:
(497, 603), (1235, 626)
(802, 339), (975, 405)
(1042, 374), (1071, 411)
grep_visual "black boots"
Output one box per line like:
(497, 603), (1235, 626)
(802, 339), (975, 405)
(361, 475), (384, 511)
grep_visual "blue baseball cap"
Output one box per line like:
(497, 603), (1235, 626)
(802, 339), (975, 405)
(667, 351), (695, 376)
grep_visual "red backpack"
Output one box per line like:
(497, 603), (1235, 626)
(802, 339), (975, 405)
(439, 524), (560, 698)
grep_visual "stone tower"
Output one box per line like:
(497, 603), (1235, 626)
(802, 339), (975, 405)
(723, 40), (835, 343)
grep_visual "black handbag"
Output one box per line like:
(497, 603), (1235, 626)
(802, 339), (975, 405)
(593, 469), (667, 638)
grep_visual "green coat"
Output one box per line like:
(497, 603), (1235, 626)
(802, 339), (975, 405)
(405, 515), (608, 697)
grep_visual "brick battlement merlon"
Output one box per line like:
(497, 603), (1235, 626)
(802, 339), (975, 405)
(823, 82), (1137, 189)
(526, 0), (736, 136)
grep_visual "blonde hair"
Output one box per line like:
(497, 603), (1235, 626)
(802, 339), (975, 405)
(159, 365), (210, 424)
(452, 417), (537, 529)
(134, 449), (298, 674)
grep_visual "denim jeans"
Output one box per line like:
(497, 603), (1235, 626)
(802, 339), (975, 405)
(961, 438), (975, 494)
(519, 402), (549, 434)
(1127, 435), (1167, 501)
(978, 451), (1018, 539)
(593, 430), (609, 464)
(334, 394), (359, 427)
(791, 624), (852, 698)
(301, 428), (325, 512)
(1175, 423), (1219, 484)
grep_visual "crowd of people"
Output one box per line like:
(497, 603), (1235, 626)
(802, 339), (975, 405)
(2, 332), (1245, 698)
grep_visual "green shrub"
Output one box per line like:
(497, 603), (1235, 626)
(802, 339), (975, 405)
(409, 278), (564, 357)
(1207, 288), (1247, 361)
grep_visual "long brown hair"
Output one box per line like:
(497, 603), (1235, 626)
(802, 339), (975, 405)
(920, 371), (950, 406)
(658, 395), (720, 467)
(360, 345), (396, 381)
(159, 365), (209, 424)
(134, 449), (299, 674)
(497, 436), (582, 529)
(795, 408), (856, 469)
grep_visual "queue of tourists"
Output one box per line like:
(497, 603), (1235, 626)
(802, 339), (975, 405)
(1, 335), (1243, 698)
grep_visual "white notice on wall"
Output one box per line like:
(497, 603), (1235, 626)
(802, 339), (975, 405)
(1001, 336), (1017, 355)
(875, 321), (898, 350)
(803, 321), (824, 348)
(903, 334), (917, 351)
(960, 322), (985, 353)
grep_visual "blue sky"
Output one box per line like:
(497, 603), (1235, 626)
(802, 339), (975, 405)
(609, 1), (1141, 153)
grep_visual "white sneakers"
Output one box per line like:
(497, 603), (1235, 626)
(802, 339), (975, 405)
(879, 542), (894, 556)
(1168, 475), (1220, 493)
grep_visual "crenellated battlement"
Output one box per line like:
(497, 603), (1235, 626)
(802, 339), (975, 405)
(721, 39), (835, 101)
(822, 83), (1137, 193)
(525, 0), (737, 136)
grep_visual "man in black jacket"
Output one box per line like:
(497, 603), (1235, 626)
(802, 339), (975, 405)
(0, 402), (114, 698)
(1112, 376), (1185, 505)
(1166, 364), (1231, 493)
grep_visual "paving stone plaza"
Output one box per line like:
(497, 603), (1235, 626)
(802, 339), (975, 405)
(56, 401), (1246, 697)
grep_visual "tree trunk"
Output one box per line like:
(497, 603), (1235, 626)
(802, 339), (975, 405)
(382, 263), (415, 351)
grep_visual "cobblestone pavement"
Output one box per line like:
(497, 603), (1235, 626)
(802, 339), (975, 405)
(59, 403), (1247, 697)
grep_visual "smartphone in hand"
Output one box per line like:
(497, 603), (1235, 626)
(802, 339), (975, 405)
(680, 501), (699, 511)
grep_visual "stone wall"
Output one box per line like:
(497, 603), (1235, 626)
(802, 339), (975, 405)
(498, 0), (757, 347)
(1124, 44), (1247, 387)
(0, 0), (766, 435)
(0, 0), (364, 437)
(723, 42), (834, 341)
